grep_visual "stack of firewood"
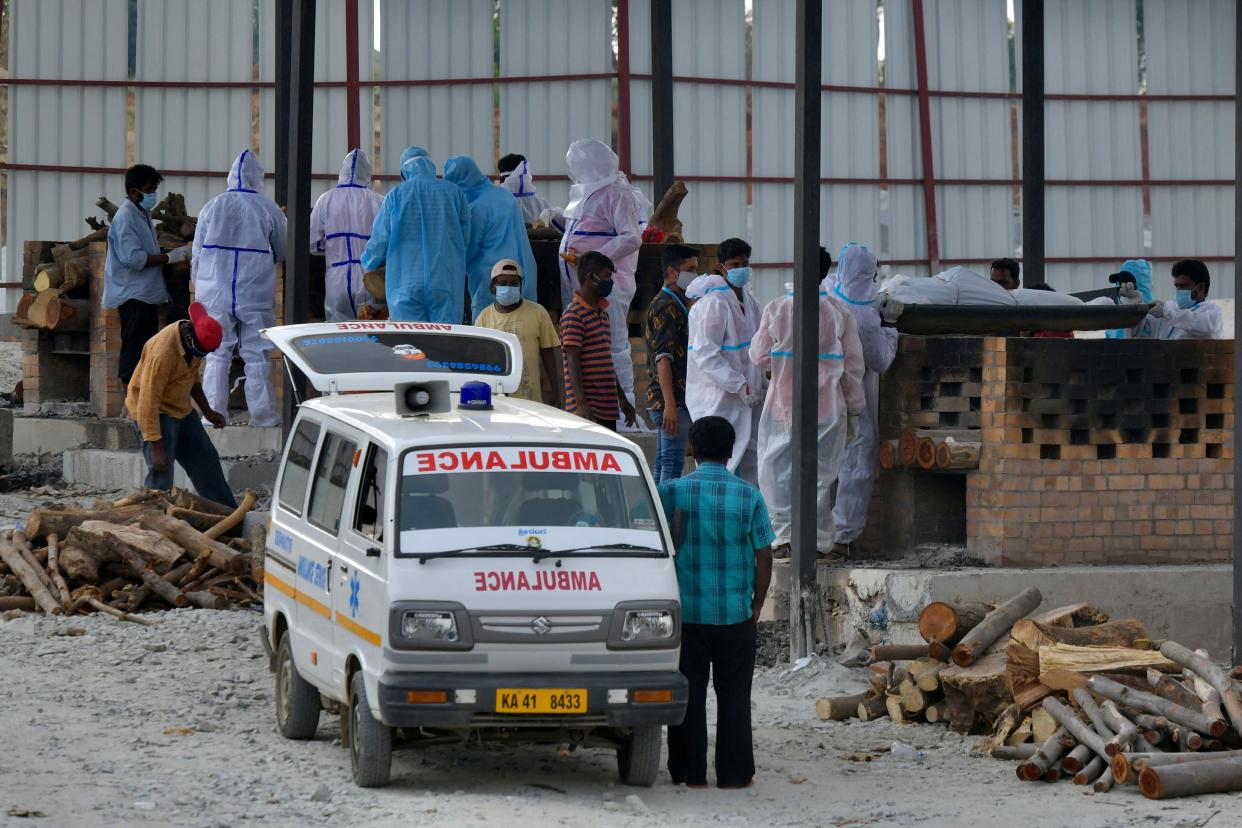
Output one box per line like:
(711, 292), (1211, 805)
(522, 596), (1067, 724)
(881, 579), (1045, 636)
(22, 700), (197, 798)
(0, 488), (263, 625)
(879, 429), (980, 472)
(816, 587), (1242, 799)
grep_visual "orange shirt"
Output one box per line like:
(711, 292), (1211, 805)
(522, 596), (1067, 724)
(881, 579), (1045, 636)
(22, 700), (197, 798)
(126, 321), (203, 441)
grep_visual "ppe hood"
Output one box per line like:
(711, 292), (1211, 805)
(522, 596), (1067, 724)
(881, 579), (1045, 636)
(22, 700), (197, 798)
(338, 149), (373, 187)
(443, 155), (489, 197)
(831, 242), (879, 305)
(227, 149), (265, 192)
(400, 146), (435, 181)
(563, 138), (650, 219)
(1119, 258), (1153, 302)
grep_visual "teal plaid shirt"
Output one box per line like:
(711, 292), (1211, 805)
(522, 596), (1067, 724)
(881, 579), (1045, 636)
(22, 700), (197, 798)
(658, 462), (776, 625)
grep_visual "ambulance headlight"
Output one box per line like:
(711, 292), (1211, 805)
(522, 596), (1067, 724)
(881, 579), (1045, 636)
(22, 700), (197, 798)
(388, 602), (472, 650)
(608, 602), (680, 650)
(402, 611), (458, 642)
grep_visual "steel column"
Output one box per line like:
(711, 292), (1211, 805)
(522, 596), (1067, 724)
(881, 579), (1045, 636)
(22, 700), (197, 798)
(1232, 0), (1242, 663)
(616, 0), (633, 173)
(910, 0), (941, 273)
(650, 0), (674, 201)
(345, 0), (361, 152)
(1021, 0), (1045, 286)
(790, 0), (823, 661)
(280, 0), (316, 434)
(274, 0), (292, 207)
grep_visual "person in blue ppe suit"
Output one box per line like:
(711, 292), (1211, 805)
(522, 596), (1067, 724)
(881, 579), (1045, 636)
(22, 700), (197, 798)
(442, 155), (538, 321)
(192, 149), (287, 428)
(1087, 259), (1157, 339)
(361, 147), (471, 324)
(309, 149), (384, 321)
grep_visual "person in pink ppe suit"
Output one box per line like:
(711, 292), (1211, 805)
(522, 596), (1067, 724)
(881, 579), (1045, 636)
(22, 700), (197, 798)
(554, 139), (649, 421)
(750, 247), (865, 558)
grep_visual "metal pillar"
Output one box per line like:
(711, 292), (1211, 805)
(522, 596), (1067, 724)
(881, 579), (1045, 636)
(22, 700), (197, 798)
(790, 0), (822, 662)
(273, 0), (292, 207)
(910, 0), (941, 274)
(650, 0), (674, 202)
(616, 0), (633, 173)
(1232, 0), (1242, 663)
(1020, 0), (1045, 286)
(345, 0), (362, 152)
(280, 0), (316, 434)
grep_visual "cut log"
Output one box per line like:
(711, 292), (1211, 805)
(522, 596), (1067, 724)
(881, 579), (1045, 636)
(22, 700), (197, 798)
(86, 597), (159, 626)
(1005, 642), (1054, 714)
(934, 440), (980, 470)
(138, 512), (247, 574)
(1010, 617), (1147, 651)
(857, 695), (888, 721)
(1006, 717), (1033, 746)
(12, 532), (52, 592)
(870, 643), (929, 662)
(1139, 756), (1242, 800)
(1061, 743), (1093, 774)
(868, 661), (893, 695)
(1042, 760), (1064, 782)
(1093, 767), (1114, 793)
(202, 489), (257, 540)
(815, 693), (867, 721)
(1160, 642), (1242, 736)
(924, 703), (945, 724)
(1017, 727), (1070, 781)
(898, 678), (928, 714)
(991, 744), (1037, 760)
(1037, 642), (1179, 676)
(1186, 656), (1227, 732)
(26, 291), (88, 332)
(166, 507), (226, 534)
(1071, 687), (1115, 743)
(0, 596), (36, 611)
(0, 540), (61, 614)
(1074, 756), (1105, 786)
(172, 488), (235, 517)
(59, 544), (99, 582)
(941, 651), (1012, 734)
(878, 439), (900, 470)
(1031, 707), (1058, 744)
(1132, 749), (1242, 771)
(918, 601), (991, 647)
(1100, 701), (1138, 756)
(177, 550), (213, 587)
(1042, 697), (1109, 760)
(95, 196), (120, 219)
(1147, 668), (1208, 710)
(116, 547), (187, 608)
(898, 430), (919, 467)
(26, 504), (156, 542)
(13, 293), (35, 327)
(31, 262), (62, 293)
(45, 533), (71, 607)
(1086, 675), (1224, 738)
(951, 587), (1043, 667)
(884, 694), (908, 724)
(910, 657), (948, 692)
(915, 436), (937, 470)
(185, 590), (229, 610)
(64, 521), (184, 572)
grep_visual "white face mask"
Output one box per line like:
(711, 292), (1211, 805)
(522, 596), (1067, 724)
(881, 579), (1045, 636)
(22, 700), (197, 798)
(675, 271), (698, 290)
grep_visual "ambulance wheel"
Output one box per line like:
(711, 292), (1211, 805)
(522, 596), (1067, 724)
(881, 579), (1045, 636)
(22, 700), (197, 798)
(349, 672), (392, 788)
(275, 635), (320, 739)
(616, 726), (661, 787)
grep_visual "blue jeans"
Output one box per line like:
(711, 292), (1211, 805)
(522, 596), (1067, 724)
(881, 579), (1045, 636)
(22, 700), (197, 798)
(141, 413), (238, 509)
(648, 405), (690, 484)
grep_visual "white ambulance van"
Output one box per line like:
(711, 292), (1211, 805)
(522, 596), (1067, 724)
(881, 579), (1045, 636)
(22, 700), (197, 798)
(260, 321), (687, 788)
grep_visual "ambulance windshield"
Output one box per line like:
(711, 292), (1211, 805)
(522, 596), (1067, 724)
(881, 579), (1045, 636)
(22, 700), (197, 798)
(395, 445), (664, 557)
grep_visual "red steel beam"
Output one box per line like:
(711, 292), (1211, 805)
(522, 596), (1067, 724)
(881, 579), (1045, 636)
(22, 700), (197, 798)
(344, 0), (361, 152)
(615, 0), (632, 173)
(910, 0), (940, 272)
(753, 255), (1235, 269)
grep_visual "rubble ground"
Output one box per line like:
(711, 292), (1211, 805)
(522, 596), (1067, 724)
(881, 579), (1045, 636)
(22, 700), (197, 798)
(2, 609), (1237, 827)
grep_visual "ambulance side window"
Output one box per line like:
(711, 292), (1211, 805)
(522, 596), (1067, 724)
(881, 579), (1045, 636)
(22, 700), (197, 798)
(307, 432), (358, 536)
(278, 420), (320, 516)
(354, 445), (388, 541)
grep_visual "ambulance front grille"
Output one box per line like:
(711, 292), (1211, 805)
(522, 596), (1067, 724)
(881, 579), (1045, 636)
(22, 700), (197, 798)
(471, 612), (610, 643)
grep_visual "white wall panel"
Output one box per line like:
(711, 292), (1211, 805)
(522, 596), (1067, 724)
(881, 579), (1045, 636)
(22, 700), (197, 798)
(7, 0), (129, 299)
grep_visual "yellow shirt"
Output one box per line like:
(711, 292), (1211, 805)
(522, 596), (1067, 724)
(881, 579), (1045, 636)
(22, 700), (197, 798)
(475, 299), (560, 401)
(126, 321), (203, 441)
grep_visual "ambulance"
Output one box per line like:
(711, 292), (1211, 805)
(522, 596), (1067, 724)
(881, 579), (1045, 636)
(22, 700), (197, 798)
(260, 321), (687, 788)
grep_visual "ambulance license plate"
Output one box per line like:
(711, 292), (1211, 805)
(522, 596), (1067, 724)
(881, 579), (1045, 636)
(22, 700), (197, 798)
(495, 688), (587, 714)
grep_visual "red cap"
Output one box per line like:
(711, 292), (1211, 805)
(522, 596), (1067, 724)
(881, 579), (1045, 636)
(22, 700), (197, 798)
(188, 302), (223, 352)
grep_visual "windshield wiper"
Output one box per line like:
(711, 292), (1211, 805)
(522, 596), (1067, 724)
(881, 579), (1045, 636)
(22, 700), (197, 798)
(531, 543), (665, 563)
(415, 543), (531, 564)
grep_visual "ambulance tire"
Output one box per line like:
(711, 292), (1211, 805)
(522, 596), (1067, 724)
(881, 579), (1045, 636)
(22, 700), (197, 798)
(616, 726), (661, 787)
(275, 635), (320, 739)
(349, 672), (393, 788)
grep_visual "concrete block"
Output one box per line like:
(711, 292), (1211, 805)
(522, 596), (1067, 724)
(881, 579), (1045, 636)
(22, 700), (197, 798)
(208, 426), (283, 458)
(13, 416), (140, 456)
(62, 448), (277, 495)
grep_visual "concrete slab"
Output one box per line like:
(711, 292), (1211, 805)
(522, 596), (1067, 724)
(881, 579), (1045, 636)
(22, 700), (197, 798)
(209, 426), (282, 458)
(13, 416), (140, 456)
(63, 448), (278, 494)
(767, 561), (1234, 659)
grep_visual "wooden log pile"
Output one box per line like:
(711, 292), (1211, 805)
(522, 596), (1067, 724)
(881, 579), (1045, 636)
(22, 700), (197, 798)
(879, 429), (980, 472)
(0, 488), (263, 622)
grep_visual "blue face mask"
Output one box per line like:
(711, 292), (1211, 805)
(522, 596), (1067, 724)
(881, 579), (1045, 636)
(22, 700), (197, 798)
(1175, 289), (1197, 310)
(494, 285), (522, 307)
(140, 191), (159, 211)
(725, 266), (752, 288)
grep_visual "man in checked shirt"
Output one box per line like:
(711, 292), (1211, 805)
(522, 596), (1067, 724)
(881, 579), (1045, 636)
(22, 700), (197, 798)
(658, 416), (775, 789)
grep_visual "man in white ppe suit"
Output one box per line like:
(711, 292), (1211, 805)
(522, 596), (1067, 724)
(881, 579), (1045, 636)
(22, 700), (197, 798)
(309, 149), (384, 321)
(556, 139), (649, 415)
(829, 243), (897, 558)
(685, 237), (765, 485)
(498, 153), (555, 226)
(1126, 258), (1222, 340)
(192, 149), (287, 428)
(750, 248), (866, 557)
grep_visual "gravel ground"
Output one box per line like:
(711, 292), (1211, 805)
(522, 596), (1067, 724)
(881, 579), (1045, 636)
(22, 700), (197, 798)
(0, 340), (20, 395)
(1, 609), (1237, 828)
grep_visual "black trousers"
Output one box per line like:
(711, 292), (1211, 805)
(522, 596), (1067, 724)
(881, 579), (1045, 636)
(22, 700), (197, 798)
(118, 299), (160, 385)
(666, 619), (757, 787)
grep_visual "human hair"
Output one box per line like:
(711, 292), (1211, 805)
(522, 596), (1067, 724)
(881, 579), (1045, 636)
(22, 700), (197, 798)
(577, 251), (615, 281)
(716, 237), (752, 264)
(497, 153), (527, 175)
(991, 257), (1020, 285)
(661, 244), (699, 274)
(1172, 259), (1210, 291)
(125, 164), (163, 193)
(819, 246), (833, 280)
(689, 416), (735, 463)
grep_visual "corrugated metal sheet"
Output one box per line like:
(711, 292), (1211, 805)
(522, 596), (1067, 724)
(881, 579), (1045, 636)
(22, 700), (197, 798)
(137, 0), (256, 212)
(499, 0), (613, 211)
(381, 0), (494, 180)
(6, 0), (129, 301)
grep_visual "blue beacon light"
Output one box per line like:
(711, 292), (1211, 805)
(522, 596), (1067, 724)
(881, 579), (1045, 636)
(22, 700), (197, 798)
(458, 381), (493, 411)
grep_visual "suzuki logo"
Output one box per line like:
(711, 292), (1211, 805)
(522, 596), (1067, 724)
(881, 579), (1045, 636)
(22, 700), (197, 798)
(530, 616), (552, 635)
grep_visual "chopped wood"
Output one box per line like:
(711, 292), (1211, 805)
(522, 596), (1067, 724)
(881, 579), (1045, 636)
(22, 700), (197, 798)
(867, 661), (893, 695)
(1071, 688), (1116, 743)
(0, 596), (36, 611)
(991, 744), (1037, 760)
(910, 657), (948, 692)
(12, 531), (53, 592)
(857, 695), (888, 721)
(177, 550), (213, 587)
(816, 693), (868, 721)
(1131, 749), (1242, 771)
(1100, 700), (1138, 756)
(185, 591), (228, 610)
(898, 430), (919, 466)
(45, 533), (71, 607)
(26, 504), (156, 542)
(924, 703), (945, 724)
(171, 488), (235, 517)
(1041, 760), (1064, 782)
(1093, 767), (1115, 793)
(951, 587), (1043, 668)
(1087, 675), (1224, 738)
(0, 539), (61, 614)
(86, 597), (159, 626)
(1042, 697), (1109, 761)
(934, 440), (980, 470)
(1074, 756), (1106, 786)
(166, 507), (226, 533)
(870, 643), (929, 662)
(1038, 642), (1179, 676)
(918, 601), (991, 648)
(1006, 717), (1033, 746)
(138, 512), (247, 574)
(915, 436), (937, 470)
(1061, 743), (1093, 774)
(1160, 642), (1242, 736)
(885, 693), (908, 724)
(941, 651), (1012, 734)
(878, 439), (899, 470)
(898, 678), (928, 714)
(117, 547), (187, 608)
(1146, 668), (1207, 710)
(1018, 727), (1070, 781)
(1010, 617), (1147, 651)
(1031, 707), (1058, 744)
(1139, 755), (1242, 800)
(65, 521), (184, 571)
